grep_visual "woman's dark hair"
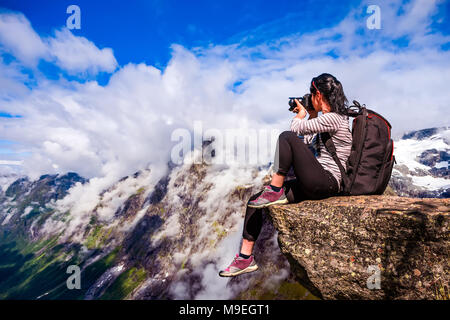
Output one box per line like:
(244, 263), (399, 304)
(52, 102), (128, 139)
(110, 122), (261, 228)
(310, 73), (348, 115)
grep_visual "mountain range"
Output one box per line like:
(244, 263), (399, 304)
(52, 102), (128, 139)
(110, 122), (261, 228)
(0, 126), (448, 299)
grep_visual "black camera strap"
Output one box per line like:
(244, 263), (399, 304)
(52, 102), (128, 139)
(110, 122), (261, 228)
(320, 132), (347, 191)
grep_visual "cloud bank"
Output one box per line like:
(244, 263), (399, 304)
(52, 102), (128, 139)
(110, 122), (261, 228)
(0, 0), (449, 183)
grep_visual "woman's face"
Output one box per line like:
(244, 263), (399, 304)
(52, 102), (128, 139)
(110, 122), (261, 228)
(311, 92), (323, 112)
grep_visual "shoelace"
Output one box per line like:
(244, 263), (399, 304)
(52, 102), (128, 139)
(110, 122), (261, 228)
(253, 185), (278, 202)
(226, 256), (239, 270)
(233, 254), (247, 264)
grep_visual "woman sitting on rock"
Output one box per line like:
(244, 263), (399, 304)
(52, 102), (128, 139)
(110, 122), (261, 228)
(219, 73), (353, 277)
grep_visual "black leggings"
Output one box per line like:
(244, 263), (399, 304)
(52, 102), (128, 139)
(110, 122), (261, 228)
(242, 131), (339, 242)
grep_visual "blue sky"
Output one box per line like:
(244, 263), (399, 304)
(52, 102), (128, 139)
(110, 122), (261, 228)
(0, 0), (449, 79)
(0, 0), (360, 68)
(0, 0), (449, 178)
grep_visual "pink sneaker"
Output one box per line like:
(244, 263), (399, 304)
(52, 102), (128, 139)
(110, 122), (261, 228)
(247, 185), (288, 208)
(218, 254), (258, 277)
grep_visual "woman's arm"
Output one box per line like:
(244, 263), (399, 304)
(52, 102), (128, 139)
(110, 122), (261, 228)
(290, 112), (342, 136)
(290, 118), (314, 144)
(290, 98), (318, 144)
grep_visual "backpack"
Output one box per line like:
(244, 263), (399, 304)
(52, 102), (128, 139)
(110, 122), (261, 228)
(320, 101), (396, 196)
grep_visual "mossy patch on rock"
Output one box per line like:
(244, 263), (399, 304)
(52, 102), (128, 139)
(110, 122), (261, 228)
(85, 226), (113, 250)
(100, 267), (147, 300)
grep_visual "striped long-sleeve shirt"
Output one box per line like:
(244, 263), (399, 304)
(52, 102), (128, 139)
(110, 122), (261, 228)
(290, 112), (353, 190)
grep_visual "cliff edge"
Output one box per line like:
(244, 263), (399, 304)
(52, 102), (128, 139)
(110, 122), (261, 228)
(268, 196), (449, 300)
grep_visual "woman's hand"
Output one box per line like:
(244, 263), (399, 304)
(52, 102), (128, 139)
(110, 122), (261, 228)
(292, 99), (307, 119)
(292, 99), (318, 119)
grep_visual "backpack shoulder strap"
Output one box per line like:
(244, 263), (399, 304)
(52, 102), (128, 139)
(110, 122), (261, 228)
(320, 132), (347, 190)
(346, 100), (365, 117)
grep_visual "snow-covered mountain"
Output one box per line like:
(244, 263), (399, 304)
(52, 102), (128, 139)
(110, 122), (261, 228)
(390, 126), (449, 198)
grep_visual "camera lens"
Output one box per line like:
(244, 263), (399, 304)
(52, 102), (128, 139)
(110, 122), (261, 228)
(288, 99), (296, 111)
(302, 94), (312, 111)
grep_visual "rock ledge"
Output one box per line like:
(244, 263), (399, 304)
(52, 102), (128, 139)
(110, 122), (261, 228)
(268, 196), (449, 300)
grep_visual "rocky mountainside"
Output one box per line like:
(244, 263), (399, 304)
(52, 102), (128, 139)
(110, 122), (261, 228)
(0, 160), (313, 300)
(268, 196), (449, 300)
(0, 127), (448, 300)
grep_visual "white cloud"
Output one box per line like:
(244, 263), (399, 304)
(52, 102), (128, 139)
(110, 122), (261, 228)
(47, 28), (117, 75)
(0, 160), (23, 165)
(0, 57), (33, 98)
(385, 0), (443, 38)
(0, 12), (117, 75)
(48, 166), (161, 242)
(0, 166), (20, 192)
(0, 12), (48, 66)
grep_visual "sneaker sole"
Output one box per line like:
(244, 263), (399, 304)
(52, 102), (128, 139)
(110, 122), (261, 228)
(219, 264), (259, 277)
(247, 198), (288, 209)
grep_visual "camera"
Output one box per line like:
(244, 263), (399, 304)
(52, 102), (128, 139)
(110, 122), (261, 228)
(288, 93), (313, 112)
